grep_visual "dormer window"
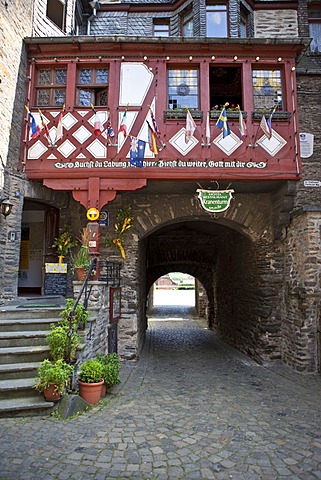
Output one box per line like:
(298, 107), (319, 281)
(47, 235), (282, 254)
(206, 3), (228, 38)
(46, 0), (66, 32)
(181, 8), (193, 37)
(309, 8), (321, 53)
(153, 20), (170, 37)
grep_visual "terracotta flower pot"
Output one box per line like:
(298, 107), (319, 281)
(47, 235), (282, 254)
(100, 383), (107, 397)
(44, 383), (62, 402)
(78, 379), (104, 405)
(75, 267), (86, 281)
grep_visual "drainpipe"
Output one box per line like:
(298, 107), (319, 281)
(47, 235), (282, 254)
(87, 1), (100, 35)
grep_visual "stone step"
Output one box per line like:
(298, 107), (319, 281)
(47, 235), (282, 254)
(0, 377), (38, 400)
(0, 306), (64, 320)
(0, 396), (54, 418)
(0, 317), (61, 332)
(0, 330), (49, 348)
(0, 362), (41, 380)
(0, 345), (51, 364)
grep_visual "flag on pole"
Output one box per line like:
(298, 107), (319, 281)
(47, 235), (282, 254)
(149, 108), (160, 136)
(54, 106), (64, 144)
(205, 111), (211, 145)
(260, 114), (272, 139)
(238, 105), (246, 138)
(266, 106), (277, 134)
(130, 136), (146, 168)
(118, 107), (128, 137)
(185, 109), (196, 143)
(147, 121), (158, 155)
(38, 108), (52, 144)
(25, 106), (41, 139)
(106, 114), (115, 138)
(216, 106), (231, 138)
(90, 103), (103, 137)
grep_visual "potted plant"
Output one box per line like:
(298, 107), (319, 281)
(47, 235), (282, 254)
(60, 298), (89, 330)
(52, 227), (76, 264)
(72, 227), (92, 280)
(34, 359), (73, 401)
(47, 323), (80, 363)
(78, 359), (104, 404)
(96, 353), (121, 396)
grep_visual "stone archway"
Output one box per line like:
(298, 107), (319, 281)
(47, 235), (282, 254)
(109, 192), (285, 364)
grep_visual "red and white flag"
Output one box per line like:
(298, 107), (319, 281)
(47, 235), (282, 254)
(55, 109), (64, 143)
(91, 104), (103, 137)
(185, 109), (196, 143)
(118, 109), (127, 137)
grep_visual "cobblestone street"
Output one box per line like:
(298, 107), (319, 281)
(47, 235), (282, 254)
(0, 305), (321, 479)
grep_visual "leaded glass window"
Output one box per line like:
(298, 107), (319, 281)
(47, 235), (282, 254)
(77, 67), (109, 107)
(36, 68), (66, 107)
(252, 70), (283, 111)
(168, 69), (199, 109)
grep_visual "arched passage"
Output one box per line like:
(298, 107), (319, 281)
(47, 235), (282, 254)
(136, 216), (281, 364)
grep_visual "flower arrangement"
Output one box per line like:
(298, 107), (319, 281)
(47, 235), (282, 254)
(52, 228), (76, 258)
(211, 102), (240, 111)
(105, 205), (134, 259)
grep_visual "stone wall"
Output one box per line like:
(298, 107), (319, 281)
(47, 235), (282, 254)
(283, 212), (321, 372)
(254, 10), (298, 38)
(280, 71), (321, 373)
(0, 0), (33, 187)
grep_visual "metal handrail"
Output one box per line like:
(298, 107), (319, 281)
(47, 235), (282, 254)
(66, 257), (97, 364)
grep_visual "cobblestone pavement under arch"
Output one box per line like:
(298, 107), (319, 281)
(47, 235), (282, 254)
(1, 305), (321, 480)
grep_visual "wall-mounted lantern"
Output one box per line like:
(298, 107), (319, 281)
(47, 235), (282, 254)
(0, 197), (13, 218)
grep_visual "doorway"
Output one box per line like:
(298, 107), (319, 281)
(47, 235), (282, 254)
(18, 200), (59, 296)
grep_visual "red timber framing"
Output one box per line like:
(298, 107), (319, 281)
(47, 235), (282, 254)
(22, 36), (308, 210)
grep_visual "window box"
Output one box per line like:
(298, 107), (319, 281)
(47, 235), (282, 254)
(164, 109), (203, 120)
(210, 110), (247, 120)
(252, 111), (291, 121)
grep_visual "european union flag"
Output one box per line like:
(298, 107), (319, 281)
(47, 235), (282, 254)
(130, 136), (146, 168)
(216, 107), (231, 138)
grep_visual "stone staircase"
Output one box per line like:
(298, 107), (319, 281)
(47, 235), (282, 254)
(0, 297), (64, 417)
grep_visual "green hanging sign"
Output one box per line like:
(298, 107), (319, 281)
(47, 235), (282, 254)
(197, 189), (234, 213)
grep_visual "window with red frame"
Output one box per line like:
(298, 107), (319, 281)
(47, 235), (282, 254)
(76, 67), (109, 107)
(35, 67), (66, 107)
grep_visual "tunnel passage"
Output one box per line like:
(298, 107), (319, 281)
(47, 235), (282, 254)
(144, 219), (282, 363)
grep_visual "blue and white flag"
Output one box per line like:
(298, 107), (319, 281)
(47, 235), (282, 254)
(130, 136), (146, 168)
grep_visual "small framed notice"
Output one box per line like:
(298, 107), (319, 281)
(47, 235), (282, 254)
(300, 133), (314, 158)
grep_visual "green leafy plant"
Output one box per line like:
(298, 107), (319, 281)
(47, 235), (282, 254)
(34, 359), (73, 394)
(78, 359), (104, 383)
(105, 205), (134, 259)
(47, 324), (80, 362)
(59, 298), (89, 329)
(71, 227), (91, 270)
(96, 353), (121, 389)
(52, 228), (76, 256)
